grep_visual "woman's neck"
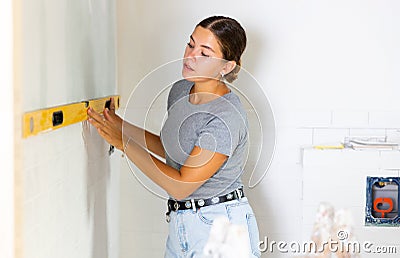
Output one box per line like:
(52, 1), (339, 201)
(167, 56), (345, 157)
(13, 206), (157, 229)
(189, 80), (230, 105)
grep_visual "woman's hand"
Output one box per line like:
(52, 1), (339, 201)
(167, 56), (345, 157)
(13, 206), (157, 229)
(87, 98), (124, 151)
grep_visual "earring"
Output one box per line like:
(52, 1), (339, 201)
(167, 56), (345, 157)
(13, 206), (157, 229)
(220, 72), (225, 81)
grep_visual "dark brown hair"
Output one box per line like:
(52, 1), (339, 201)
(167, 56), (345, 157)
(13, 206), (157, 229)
(197, 16), (247, 83)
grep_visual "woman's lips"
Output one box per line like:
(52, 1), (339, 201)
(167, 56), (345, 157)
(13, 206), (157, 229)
(183, 63), (194, 71)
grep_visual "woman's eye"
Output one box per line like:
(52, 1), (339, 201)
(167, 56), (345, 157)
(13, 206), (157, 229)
(201, 52), (209, 57)
(187, 42), (194, 48)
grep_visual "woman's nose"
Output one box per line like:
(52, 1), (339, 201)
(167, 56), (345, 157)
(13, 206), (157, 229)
(186, 47), (201, 59)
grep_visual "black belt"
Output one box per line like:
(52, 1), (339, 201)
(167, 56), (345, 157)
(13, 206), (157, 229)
(165, 188), (244, 222)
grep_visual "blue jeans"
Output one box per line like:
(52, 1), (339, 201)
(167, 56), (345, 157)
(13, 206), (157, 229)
(164, 197), (261, 258)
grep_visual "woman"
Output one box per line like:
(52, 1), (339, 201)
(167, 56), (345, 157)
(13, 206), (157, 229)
(88, 16), (261, 257)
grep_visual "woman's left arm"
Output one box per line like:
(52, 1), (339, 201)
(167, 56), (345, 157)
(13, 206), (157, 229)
(124, 141), (227, 200)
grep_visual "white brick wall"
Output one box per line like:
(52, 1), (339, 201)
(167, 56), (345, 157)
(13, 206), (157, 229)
(302, 149), (400, 257)
(299, 109), (400, 257)
(369, 111), (400, 128)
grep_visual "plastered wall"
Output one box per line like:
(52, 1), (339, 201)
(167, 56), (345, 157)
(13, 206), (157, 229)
(0, 0), (15, 257)
(14, 0), (119, 257)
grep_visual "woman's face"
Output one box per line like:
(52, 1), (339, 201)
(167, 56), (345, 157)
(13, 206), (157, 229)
(182, 26), (227, 82)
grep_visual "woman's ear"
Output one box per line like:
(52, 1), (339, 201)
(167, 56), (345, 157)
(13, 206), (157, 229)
(221, 61), (236, 75)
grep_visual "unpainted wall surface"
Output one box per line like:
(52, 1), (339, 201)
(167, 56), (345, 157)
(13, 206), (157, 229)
(17, 0), (119, 257)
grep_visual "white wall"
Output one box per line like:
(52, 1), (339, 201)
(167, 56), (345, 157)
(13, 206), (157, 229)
(117, 1), (400, 257)
(0, 0), (15, 257)
(15, 1), (120, 258)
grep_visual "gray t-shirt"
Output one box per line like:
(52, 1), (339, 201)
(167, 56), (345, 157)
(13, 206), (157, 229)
(160, 79), (249, 200)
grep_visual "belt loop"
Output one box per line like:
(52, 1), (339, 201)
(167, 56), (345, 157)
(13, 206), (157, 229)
(191, 199), (196, 212)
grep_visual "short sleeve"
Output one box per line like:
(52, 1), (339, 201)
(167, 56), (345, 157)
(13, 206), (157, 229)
(195, 116), (239, 157)
(167, 80), (193, 111)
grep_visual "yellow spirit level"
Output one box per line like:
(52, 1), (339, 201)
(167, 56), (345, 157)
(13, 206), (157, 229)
(22, 95), (120, 138)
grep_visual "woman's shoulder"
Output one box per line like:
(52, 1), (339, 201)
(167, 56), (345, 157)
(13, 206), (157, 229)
(218, 91), (246, 116)
(167, 79), (193, 109)
(170, 79), (193, 96)
(210, 92), (248, 127)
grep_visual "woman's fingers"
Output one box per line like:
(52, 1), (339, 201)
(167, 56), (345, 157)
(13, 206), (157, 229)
(88, 108), (109, 132)
(109, 97), (116, 112)
(87, 108), (103, 124)
(104, 107), (123, 131)
(103, 108), (112, 122)
(87, 107), (123, 150)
